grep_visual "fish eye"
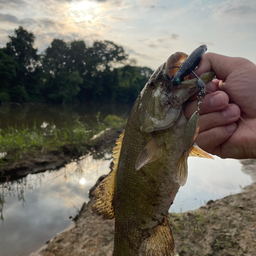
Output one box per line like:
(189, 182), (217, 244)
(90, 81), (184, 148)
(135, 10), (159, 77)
(147, 80), (155, 89)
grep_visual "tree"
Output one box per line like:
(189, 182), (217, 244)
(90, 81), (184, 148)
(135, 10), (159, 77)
(48, 71), (82, 104)
(42, 39), (69, 77)
(115, 65), (153, 103)
(77, 40), (129, 103)
(67, 40), (87, 76)
(6, 26), (38, 70)
(86, 40), (128, 74)
(0, 48), (16, 102)
(0, 27), (152, 104)
(41, 39), (84, 104)
(5, 26), (41, 102)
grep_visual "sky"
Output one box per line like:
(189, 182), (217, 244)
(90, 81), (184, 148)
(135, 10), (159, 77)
(0, 0), (256, 69)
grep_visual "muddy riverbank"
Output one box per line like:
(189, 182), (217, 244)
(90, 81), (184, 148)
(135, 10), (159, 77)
(31, 159), (256, 256)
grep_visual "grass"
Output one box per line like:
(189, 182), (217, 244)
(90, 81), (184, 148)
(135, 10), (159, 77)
(0, 114), (127, 166)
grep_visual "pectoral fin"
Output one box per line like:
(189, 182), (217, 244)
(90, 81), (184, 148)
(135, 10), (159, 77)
(135, 139), (164, 171)
(176, 145), (213, 187)
(176, 151), (189, 186)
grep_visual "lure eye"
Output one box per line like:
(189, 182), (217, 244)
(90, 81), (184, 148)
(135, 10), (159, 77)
(172, 78), (181, 87)
(147, 81), (155, 89)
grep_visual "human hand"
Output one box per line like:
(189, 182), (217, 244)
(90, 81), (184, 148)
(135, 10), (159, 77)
(185, 53), (256, 159)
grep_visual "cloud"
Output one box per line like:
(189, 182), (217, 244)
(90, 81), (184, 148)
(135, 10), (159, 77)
(143, 34), (180, 49)
(0, 0), (26, 9)
(0, 14), (60, 29)
(170, 34), (179, 40)
(0, 0), (255, 68)
(0, 13), (19, 23)
(51, 0), (116, 2)
(147, 43), (157, 48)
(108, 16), (130, 22)
(0, 13), (38, 27)
(198, 41), (214, 46)
(0, 29), (14, 47)
(125, 47), (149, 58)
(38, 18), (57, 28)
(221, 1), (254, 16)
(211, 0), (256, 23)
(90, 0), (123, 4)
(20, 18), (37, 25)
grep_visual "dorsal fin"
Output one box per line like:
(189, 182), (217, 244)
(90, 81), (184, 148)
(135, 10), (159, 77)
(90, 132), (124, 219)
(112, 131), (124, 172)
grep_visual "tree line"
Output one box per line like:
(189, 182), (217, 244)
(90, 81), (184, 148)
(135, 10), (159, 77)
(0, 26), (153, 104)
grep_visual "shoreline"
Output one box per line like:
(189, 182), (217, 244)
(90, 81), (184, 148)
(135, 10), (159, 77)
(31, 159), (256, 256)
(0, 127), (123, 182)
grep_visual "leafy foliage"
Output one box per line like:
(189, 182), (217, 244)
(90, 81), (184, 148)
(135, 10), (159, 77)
(0, 26), (153, 104)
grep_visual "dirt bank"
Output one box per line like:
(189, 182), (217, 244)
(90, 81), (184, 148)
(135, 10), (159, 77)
(31, 160), (256, 256)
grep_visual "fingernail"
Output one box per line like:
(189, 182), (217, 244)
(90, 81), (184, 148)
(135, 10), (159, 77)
(223, 106), (239, 119)
(210, 92), (223, 108)
(226, 123), (237, 133)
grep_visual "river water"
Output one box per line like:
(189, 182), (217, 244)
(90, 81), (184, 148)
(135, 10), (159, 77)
(0, 104), (253, 256)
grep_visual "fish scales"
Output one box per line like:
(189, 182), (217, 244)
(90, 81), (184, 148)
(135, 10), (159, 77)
(91, 50), (215, 255)
(114, 111), (185, 254)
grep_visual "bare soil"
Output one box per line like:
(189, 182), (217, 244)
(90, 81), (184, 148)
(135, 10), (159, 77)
(31, 160), (256, 256)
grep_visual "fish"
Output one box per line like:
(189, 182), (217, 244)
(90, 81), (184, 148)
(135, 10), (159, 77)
(91, 49), (215, 255)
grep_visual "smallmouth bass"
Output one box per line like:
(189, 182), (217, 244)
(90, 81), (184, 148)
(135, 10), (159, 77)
(91, 49), (215, 255)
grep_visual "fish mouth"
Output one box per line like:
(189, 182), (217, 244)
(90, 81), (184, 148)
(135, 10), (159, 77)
(139, 49), (215, 134)
(170, 81), (200, 104)
(153, 71), (215, 132)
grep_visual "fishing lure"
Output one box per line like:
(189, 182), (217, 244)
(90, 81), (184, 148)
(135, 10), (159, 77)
(171, 44), (207, 88)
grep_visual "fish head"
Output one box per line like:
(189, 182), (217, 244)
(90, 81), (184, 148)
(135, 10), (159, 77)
(138, 52), (201, 133)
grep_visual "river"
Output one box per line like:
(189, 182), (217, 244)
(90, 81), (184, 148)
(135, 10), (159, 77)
(0, 104), (253, 256)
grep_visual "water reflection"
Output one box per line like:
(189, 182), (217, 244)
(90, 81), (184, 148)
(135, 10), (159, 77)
(0, 153), (253, 256)
(0, 103), (131, 130)
(240, 159), (256, 182)
(172, 157), (253, 212)
(0, 153), (112, 256)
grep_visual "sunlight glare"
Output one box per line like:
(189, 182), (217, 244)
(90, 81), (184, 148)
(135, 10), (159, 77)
(70, 1), (98, 22)
(79, 177), (86, 185)
(70, 1), (97, 11)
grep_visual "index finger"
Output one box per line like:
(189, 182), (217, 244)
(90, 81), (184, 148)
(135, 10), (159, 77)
(195, 52), (251, 81)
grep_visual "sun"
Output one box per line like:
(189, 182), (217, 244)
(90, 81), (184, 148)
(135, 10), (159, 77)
(70, 1), (98, 22)
(79, 177), (86, 185)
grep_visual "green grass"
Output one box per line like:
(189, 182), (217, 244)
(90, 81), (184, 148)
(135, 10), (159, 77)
(103, 114), (127, 129)
(0, 114), (127, 164)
